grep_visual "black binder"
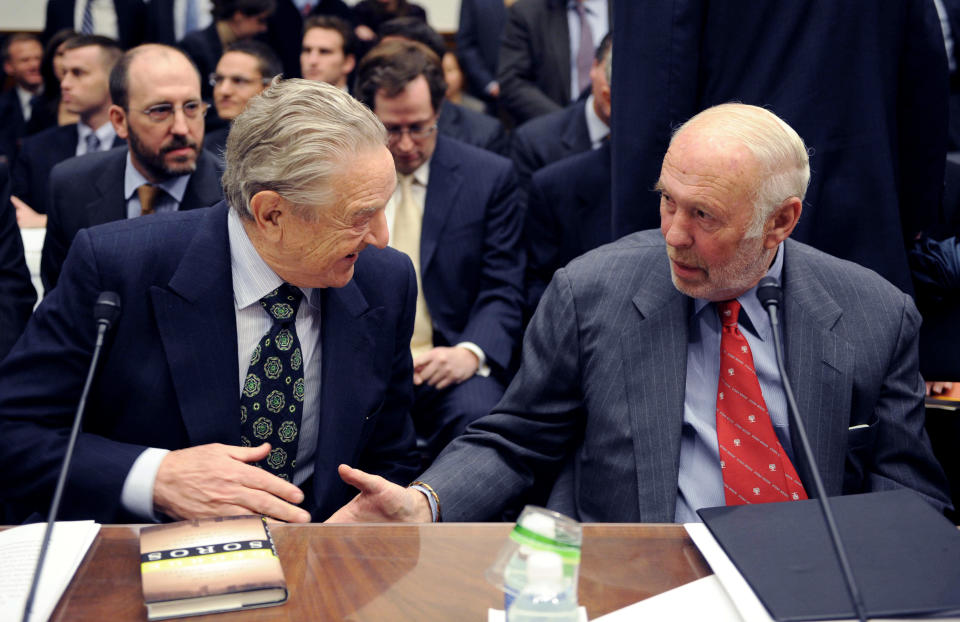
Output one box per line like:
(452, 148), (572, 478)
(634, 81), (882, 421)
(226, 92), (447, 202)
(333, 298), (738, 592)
(698, 489), (960, 621)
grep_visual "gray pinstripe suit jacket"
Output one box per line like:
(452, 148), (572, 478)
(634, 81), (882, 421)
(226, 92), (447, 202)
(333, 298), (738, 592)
(421, 230), (952, 522)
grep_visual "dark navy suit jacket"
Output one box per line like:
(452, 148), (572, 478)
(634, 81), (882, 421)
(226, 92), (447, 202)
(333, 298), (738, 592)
(437, 100), (509, 156)
(0, 203), (419, 523)
(525, 141), (611, 313)
(41, 147), (224, 291)
(43, 0), (146, 49)
(456, 0), (507, 98)
(12, 124), (126, 215)
(0, 162), (37, 359)
(421, 136), (525, 377)
(610, 0), (949, 294)
(510, 100), (590, 197)
(0, 89), (27, 165)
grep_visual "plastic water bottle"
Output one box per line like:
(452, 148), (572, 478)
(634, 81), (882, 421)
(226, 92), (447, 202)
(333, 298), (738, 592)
(502, 511), (556, 610)
(506, 551), (579, 622)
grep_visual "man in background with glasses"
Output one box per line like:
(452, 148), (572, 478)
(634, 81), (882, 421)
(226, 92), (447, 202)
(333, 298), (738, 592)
(205, 40), (282, 160)
(356, 40), (524, 470)
(40, 44), (224, 292)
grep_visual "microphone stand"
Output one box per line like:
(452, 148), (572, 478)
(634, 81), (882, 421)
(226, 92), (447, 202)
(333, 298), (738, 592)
(757, 277), (867, 622)
(21, 292), (121, 622)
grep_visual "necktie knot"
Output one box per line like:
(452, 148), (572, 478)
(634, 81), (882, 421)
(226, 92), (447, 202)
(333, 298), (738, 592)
(260, 283), (303, 324)
(84, 132), (101, 153)
(137, 184), (161, 216)
(716, 299), (741, 329)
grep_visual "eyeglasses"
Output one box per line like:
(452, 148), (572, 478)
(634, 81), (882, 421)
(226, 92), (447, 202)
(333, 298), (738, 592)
(138, 101), (210, 123)
(208, 73), (270, 88)
(385, 123), (438, 143)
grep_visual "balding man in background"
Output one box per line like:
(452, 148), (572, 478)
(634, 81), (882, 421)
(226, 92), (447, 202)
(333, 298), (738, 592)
(0, 79), (419, 524)
(327, 103), (951, 524)
(40, 44), (223, 291)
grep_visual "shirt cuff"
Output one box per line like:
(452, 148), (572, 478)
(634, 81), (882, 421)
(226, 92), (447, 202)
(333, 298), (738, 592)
(456, 341), (489, 377)
(409, 484), (439, 522)
(484, 80), (499, 95)
(121, 447), (170, 522)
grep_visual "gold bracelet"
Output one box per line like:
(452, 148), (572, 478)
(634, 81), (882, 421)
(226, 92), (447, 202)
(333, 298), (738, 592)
(408, 480), (442, 522)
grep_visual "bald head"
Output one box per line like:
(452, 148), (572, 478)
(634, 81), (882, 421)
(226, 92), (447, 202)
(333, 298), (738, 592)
(671, 104), (810, 234)
(110, 44), (201, 110)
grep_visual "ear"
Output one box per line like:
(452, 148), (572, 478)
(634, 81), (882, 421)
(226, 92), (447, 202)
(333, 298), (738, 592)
(109, 104), (129, 139)
(342, 53), (356, 75)
(2, 61), (11, 76)
(762, 196), (802, 250)
(248, 190), (289, 243)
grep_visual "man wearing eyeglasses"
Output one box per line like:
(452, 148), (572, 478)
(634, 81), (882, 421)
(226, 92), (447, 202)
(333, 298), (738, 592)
(40, 44), (224, 292)
(205, 40), (282, 159)
(355, 40), (525, 469)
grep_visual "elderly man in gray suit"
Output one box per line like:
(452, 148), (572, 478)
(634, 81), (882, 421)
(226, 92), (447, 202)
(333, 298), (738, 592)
(326, 103), (952, 523)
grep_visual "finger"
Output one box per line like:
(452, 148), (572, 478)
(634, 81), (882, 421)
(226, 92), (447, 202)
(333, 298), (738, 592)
(236, 488), (311, 523)
(337, 464), (388, 495)
(413, 370), (423, 385)
(433, 371), (456, 390)
(226, 442), (272, 462)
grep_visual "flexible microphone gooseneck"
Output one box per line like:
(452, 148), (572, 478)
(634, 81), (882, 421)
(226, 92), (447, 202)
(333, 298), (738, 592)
(21, 292), (122, 622)
(756, 277), (866, 622)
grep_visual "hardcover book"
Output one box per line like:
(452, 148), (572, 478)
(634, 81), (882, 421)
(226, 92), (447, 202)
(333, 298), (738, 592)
(140, 515), (287, 620)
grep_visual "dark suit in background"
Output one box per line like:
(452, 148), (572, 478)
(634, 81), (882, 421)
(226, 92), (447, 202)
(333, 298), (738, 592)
(510, 99), (590, 196)
(0, 163), (37, 359)
(41, 147), (224, 291)
(420, 231), (952, 522)
(0, 88), (28, 165)
(438, 99), (509, 156)
(42, 0), (146, 49)
(610, 0), (949, 294)
(525, 141), (610, 314)
(178, 23), (222, 102)
(456, 0), (507, 101)
(12, 124), (126, 215)
(412, 136), (525, 461)
(0, 204), (419, 523)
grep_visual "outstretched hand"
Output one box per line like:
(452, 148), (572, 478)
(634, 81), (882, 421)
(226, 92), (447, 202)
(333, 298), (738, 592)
(325, 464), (433, 523)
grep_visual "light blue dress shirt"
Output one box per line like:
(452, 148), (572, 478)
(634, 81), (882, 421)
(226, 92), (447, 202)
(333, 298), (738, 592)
(674, 244), (797, 522)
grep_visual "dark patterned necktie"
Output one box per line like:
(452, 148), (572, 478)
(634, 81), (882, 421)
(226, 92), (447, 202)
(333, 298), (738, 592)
(240, 283), (305, 482)
(715, 300), (807, 505)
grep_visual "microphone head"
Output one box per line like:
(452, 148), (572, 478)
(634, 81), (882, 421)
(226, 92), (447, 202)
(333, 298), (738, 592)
(94, 291), (121, 328)
(756, 277), (783, 309)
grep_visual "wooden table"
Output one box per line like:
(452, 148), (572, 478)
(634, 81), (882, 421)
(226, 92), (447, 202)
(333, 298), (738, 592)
(49, 523), (711, 621)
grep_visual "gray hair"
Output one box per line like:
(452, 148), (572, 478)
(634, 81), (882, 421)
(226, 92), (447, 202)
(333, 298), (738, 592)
(222, 78), (387, 220)
(672, 103), (810, 237)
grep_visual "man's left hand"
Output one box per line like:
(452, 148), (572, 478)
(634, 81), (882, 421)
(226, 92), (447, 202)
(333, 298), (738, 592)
(413, 346), (479, 389)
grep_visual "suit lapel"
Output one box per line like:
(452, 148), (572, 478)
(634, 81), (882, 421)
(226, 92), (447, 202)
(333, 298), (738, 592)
(312, 280), (385, 508)
(621, 254), (689, 522)
(150, 205), (240, 445)
(89, 150), (129, 225)
(781, 241), (853, 496)
(180, 150), (223, 211)
(421, 138), (460, 272)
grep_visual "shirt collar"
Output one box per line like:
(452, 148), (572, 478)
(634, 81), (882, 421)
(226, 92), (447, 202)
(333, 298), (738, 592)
(123, 150), (191, 203)
(691, 242), (784, 341)
(227, 207), (319, 311)
(583, 94), (609, 146)
(15, 86), (34, 112)
(77, 121), (117, 148)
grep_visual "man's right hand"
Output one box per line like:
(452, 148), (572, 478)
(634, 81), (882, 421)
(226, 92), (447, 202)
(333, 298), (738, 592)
(153, 443), (311, 523)
(325, 464), (433, 523)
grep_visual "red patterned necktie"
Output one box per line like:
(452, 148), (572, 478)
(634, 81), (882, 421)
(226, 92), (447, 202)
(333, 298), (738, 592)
(715, 300), (807, 505)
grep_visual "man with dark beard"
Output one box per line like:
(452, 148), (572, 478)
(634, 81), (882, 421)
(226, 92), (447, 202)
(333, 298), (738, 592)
(40, 44), (223, 292)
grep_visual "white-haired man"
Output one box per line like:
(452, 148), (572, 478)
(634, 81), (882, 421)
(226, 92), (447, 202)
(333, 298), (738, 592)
(328, 103), (952, 524)
(0, 78), (420, 524)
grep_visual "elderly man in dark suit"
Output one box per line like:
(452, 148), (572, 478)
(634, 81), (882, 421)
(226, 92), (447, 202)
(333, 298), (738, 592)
(356, 41), (525, 468)
(0, 78), (419, 525)
(326, 103), (952, 524)
(41, 44), (224, 292)
(12, 35), (124, 226)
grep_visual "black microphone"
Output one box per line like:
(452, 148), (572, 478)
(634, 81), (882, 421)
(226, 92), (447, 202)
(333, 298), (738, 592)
(756, 277), (867, 622)
(21, 292), (122, 622)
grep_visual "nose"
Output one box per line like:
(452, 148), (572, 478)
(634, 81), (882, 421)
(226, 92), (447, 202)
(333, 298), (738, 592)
(661, 207), (693, 249)
(364, 210), (389, 249)
(170, 106), (190, 135)
(396, 131), (415, 152)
